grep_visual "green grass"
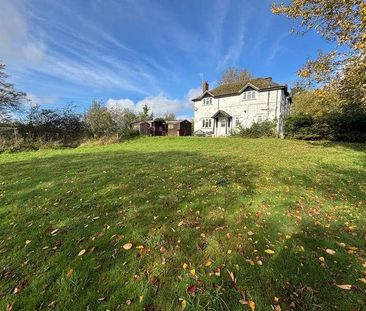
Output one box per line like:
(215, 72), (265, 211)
(0, 137), (365, 310)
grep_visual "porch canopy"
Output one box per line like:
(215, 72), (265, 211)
(211, 110), (232, 119)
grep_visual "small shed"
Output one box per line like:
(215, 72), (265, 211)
(166, 120), (192, 136)
(151, 120), (166, 136)
(132, 121), (151, 136)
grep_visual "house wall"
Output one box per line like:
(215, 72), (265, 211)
(193, 88), (287, 136)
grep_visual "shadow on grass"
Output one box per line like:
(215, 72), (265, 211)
(304, 140), (366, 155)
(0, 145), (365, 310)
(0, 149), (258, 310)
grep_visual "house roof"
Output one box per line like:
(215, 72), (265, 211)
(192, 78), (288, 101)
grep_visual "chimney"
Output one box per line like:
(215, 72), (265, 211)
(202, 81), (209, 93)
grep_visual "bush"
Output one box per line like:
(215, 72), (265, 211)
(285, 109), (366, 142)
(119, 128), (139, 139)
(232, 120), (276, 138)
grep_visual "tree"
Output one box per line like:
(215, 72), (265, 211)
(291, 88), (343, 118)
(219, 67), (253, 85)
(85, 101), (115, 137)
(163, 112), (176, 121)
(272, 1), (366, 90)
(0, 64), (27, 121)
(109, 107), (138, 131)
(139, 104), (153, 121)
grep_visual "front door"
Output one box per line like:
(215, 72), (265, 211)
(216, 117), (228, 136)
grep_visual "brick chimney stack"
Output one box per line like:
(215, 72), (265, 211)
(202, 81), (209, 93)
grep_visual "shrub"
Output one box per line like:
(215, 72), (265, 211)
(119, 128), (139, 139)
(285, 109), (366, 142)
(233, 120), (276, 138)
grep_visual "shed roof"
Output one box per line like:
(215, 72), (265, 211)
(166, 120), (191, 124)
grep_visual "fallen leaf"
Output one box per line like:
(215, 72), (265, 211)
(150, 276), (159, 285)
(336, 284), (352, 290)
(135, 245), (144, 249)
(181, 299), (187, 310)
(205, 260), (212, 267)
(50, 229), (59, 235)
(319, 257), (325, 263)
(249, 299), (255, 311)
(246, 259), (255, 266)
(25, 240), (31, 245)
(326, 249), (336, 255)
(123, 243), (133, 250)
(187, 284), (196, 296)
(357, 278), (366, 284)
(66, 268), (74, 278)
(182, 263), (188, 269)
(190, 268), (196, 277)
(77, 249), (86, 256)
(247, 231), (254, 236)
(264, 249), (275, 255)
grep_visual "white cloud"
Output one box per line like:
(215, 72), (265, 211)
(106, 87), (201, 118)
(0, 0), (45, 67)
(106, 98), (135, 111)
(27, 93), (59, 106)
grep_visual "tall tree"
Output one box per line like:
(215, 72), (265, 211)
(219, 67), (253, 85)
(139, 104), (154, 121)
(0, 64), (27, 121)
(272, 0), (366, 90)
(109, 107), (138, 131)
(85, 101), (115, 137)
(163, 112), (176, 121)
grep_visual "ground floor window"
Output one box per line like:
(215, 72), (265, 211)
(202, 118), (212, 128)
(221, 119), (226, 127)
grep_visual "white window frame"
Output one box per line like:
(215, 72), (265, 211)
(243, 90), (256, 100)
(203, 97), (213, 105)
(202, 118), (212, 128)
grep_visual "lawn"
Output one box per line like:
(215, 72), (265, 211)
(0, 137), (365, 310)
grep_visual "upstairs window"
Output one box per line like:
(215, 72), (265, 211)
(203, 97), (213, 105)
(243, 91), (256, 100)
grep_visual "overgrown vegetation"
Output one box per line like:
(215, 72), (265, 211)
(0, 137), (365, 310)
(232, 121), (276, 138)
(273, 0), (366, 142)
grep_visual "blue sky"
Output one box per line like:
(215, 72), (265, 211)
(0, 0), (331, 118)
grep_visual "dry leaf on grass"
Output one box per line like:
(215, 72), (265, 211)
(77, 249), (86, 256)
(326, 249), (336, 255)
(66, 268), (74, 278)
(187, 284), (196, 296)
(180, 299), (187, 310)
(336, 284), (352, 290)
(264, 249), (275, 255)
(123, 243), (133, 250)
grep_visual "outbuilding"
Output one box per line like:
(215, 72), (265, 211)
(166, 120), (192, 136)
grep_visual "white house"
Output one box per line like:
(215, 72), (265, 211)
(192, 77), (291, 137)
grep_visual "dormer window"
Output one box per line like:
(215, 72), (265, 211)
(203, 97), (213, 105)
(243, 91), (256, 100)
